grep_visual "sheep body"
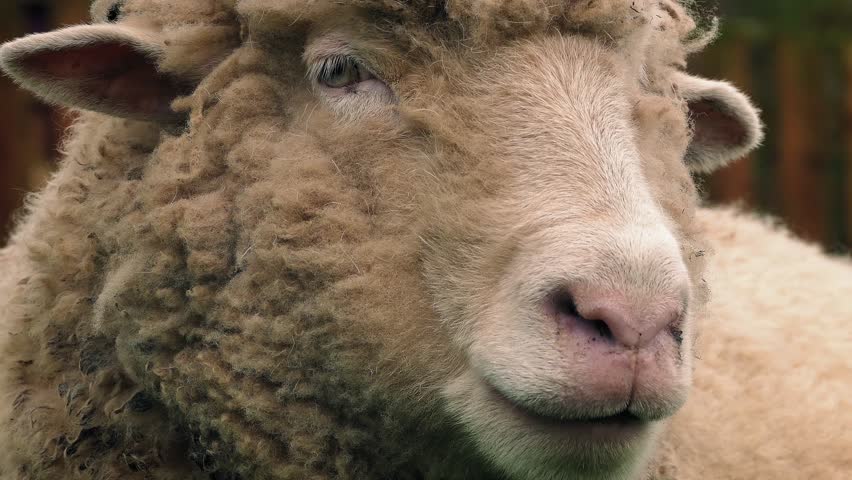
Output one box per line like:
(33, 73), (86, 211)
(658, 207), (852, 479)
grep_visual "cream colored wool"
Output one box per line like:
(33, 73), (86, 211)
(0, 1), (848, 479)
(654, 208), (852, 479)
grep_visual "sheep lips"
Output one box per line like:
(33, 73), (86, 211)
(484, 381), (649, 443)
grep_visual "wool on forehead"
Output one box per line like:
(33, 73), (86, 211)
(238, 0), (710, 93)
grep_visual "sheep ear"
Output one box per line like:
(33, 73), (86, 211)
(674, 72), (764, 173)
(0, 24), (189, 123)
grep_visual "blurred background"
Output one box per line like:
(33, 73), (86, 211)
(0, 0), (850, 252)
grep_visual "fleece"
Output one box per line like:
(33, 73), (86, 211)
(0, 1), (847, 479)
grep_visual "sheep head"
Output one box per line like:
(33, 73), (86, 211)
(125, 1), (757, 476)
(0, 1), (764, 479)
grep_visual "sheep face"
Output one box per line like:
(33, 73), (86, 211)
(419, 37), (698, 476)
(303, 34), (700, 478)
(189, 3), (759, 478)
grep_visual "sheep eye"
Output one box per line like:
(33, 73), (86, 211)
(107, 2), (123, 22)
(317, 56), (375, 89)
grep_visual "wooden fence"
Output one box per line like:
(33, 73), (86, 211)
(0, 1), (849, 252)
(695, 31), (851, 252)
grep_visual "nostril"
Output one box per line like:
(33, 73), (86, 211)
(549, 285), (685, 348)
(591, 319), (613, 341)
(553, 291), (579, 317)
(551, 290), (618, 344)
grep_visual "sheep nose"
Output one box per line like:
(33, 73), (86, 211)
(551, 286), (686, 349)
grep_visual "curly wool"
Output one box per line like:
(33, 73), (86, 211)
(0, 1), (244, 477)
(0, 82), (465, 480)
(442, 0), (708, 64)
(0, 12), (465, 474)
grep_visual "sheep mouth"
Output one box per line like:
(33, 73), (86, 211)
(484, 381), (649, 441)
(506, 394), (643, 426)
(571, 410), (642, 425)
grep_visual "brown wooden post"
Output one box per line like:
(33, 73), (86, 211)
(55, 0), (91, 24)
(845, 44), (852, 246)
(776, 38), (826, 243)
(0, 3), (30, 240)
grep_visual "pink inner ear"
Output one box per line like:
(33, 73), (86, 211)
(21, 42), (186, 120)
(689, 99), (747, 149)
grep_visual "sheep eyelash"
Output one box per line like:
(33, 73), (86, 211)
(309, 54), (364, 84)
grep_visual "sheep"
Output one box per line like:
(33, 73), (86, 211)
(0, 1), (849, 479)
